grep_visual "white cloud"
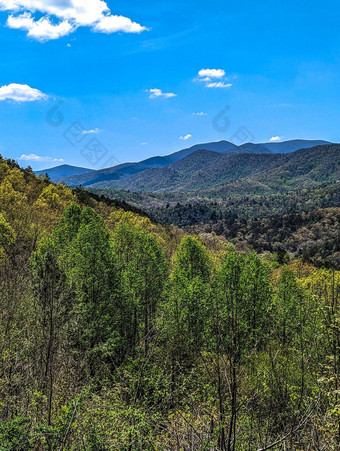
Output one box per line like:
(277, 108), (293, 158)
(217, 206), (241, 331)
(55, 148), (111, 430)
(7, 13), (73, 41)
(196, 68), (232, 88)
(0, 0), (147, 41)
(93, 15), (147, 34)
(140, 142), (148, 145)
(270, 136), (283, 142)
(206, 82), (232, 88)
(179, 134), (192, 141)
(0, 83), (47, 102)
(0, 0), (109, 25)
(198, 68), (225, 79)
(193, 112), (207, 116)
(147, 88), (177, 99)
(81, 128), (101, 135)
(19, 153), (64, 162)
(199, 77), (212, 82)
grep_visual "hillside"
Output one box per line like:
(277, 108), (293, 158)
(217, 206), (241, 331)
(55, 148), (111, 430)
(59, 140), (238, 187)
(58, 139), (330, 187)
(0, 155), (169, 255)
(1, 153), (340, 449)
(89, 144), (340, 193)
(203, 143), (340, 198)
(188, 207), (340, 268)
(93, 150), (282, 191)
(90, 182), (340, 268)
(107, 181), (339, 227)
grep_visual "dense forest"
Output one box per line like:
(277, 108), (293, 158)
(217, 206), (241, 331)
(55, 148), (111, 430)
(188, 208), (340, 268)
(0, 155), (340, 450)
(85, 144), (340, 192)
(91, 182), (340, 268)
(91, 181), (340, 225)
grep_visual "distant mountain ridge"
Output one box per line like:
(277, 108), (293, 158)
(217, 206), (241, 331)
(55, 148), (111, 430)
(58, 140), (240, 187)
(37, 139), (330, 187)
(35, 164), (94, 183)
(89, 144), (339, 193)
(254, 139), (331, 154)
(200, 144), (340, 197)
(96, 150), (283, 192)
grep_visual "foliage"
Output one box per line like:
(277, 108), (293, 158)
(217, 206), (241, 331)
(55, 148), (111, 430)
(0, 154), (339, 450)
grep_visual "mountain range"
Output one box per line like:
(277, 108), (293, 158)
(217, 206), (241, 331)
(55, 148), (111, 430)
(88, 142), (340, 233)
(89, 143), (340, 194)
(37, 139), (330, 186)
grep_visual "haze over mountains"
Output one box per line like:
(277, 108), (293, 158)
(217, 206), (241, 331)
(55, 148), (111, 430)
(37, 139), (330, 187)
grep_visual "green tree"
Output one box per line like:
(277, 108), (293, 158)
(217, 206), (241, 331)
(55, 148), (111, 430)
(213, 252), (271, 451)
(165, 236), (211, 387)
(64, 207), (119, 373)
(172, 236), (210, 286)
(53, 203), (82, 247)
(30, 236), (69, 427)
(0, 213), (16, 248)
(112, 222), (167, 359)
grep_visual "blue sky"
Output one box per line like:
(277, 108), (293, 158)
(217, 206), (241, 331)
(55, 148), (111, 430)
(0, 0), (340, 170)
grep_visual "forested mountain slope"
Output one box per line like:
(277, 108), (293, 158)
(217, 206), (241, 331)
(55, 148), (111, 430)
(58, 139), (330, 187)
(112, 181), (340, 227)
(92, 181), (340, 268)
(188, 207), (340, 268)
(199, 143), (340, 198)
(90, 143), (340, 192)
(0, 154), (339, 449)
(59, 140), (238, 187)
(93, 150), (285, 191)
